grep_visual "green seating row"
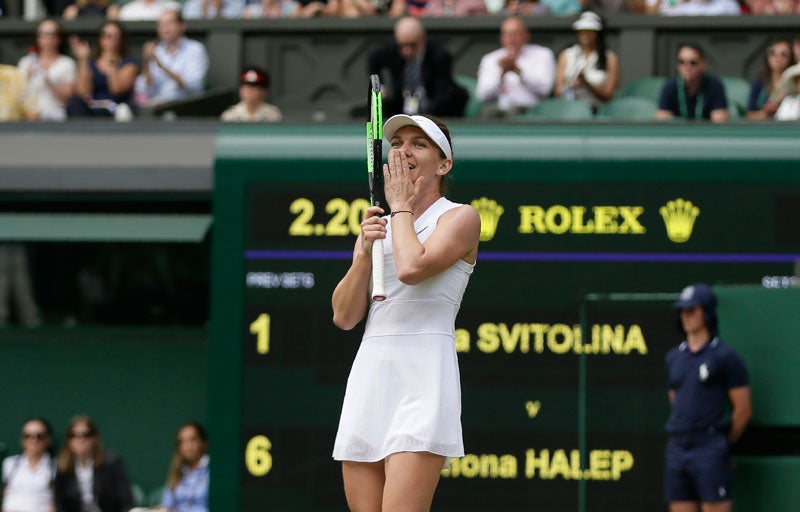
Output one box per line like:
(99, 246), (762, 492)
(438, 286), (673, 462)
(455, 74), (752, 121)
(131, 484), (165, 508)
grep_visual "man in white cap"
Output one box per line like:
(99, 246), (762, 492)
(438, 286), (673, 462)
(475, 15), (555, 117)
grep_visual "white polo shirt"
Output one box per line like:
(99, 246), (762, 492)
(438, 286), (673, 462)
(1, 453), (55, 512)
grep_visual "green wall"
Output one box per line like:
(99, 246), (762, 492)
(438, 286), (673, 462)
(0, 328), (207, 497)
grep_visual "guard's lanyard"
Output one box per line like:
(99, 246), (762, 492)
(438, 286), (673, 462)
(677, 75), (704, 120)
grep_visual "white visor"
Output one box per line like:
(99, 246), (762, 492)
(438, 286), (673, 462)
(383, 114), (452, 160)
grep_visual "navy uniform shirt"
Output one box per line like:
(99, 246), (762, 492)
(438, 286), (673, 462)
(658, 74), (728, 120)
(665, 337), (748, 434)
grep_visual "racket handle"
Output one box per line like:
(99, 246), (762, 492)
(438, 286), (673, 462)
(371, 238), (387, 301)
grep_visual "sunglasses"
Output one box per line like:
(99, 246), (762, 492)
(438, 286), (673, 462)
(767, 49), (791, 58)
(22, 432), (48, 440)
(68, 431), (94, 439)
(677, 59), (699, 67)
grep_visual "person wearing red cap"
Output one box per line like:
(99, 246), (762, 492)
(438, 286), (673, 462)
(664, 283), (751, 512)
(220, 66), (282, 122)
(332, 114), (479, 512)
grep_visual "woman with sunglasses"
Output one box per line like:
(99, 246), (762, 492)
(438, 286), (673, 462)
(54, 416), (133, 512)
(747, 37), (798, 120)
(1, 418), (56, 512)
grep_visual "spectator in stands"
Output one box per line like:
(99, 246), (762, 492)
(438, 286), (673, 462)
(17, 18), (75, 122)
(291, 0), (340, 16)
(582, 0), (631, 16)
(747, 37), (797, 120)
(183, 0), (245, 19)
(62, 0), (120, 19)
(502, 0), (551, 15)
(221, 66), (282, 122)
(644, 0), (740, 15)
(554, 11), (618, 112)
(775, 63), (800, 121)
(134, 10), (209, 106)
(422, 0), (488, 15)
(0, 65), (36, 121)
(475, 15), (555, 117)
(508, 0), (579, 16)
(67, 21), (138, 119)
(367, 16), (468, 117)
(1, 418), (55, 512)
(0, 244), (42, 326)
(54, 415), (133, 512)
(158, 423), (209, 512)
(402, 0), (427, 14)
(119, 0), (180, 21)
(339, 0), (405, 16)
(747, 0), (800, 13)
(243, 0), (296, 17)
(656, 43), (729, 123)
(544, 0), (580, 15)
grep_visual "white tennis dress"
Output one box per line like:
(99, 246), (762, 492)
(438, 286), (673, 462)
(332, 197), (475, 464)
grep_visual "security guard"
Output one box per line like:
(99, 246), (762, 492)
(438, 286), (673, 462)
(664, 283), (752, 512)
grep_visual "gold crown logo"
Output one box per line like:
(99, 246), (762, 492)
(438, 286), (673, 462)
(660, 198), (700, 243)
(471, 197), (504, 242)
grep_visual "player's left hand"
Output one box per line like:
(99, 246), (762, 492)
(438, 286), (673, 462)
(383, 148), (418, 211)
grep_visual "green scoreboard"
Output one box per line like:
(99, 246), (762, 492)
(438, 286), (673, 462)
(210, 124), (800, 512)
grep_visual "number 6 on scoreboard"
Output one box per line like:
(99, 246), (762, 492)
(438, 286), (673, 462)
(367, 74), (387, 301)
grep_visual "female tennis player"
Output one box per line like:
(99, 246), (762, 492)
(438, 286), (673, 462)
(332, 114), (480, 512)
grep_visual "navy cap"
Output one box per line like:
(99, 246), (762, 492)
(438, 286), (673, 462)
(672, 283), (716, 309)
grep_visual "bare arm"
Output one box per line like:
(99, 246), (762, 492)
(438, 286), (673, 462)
(105, 61), (138, 96)
(331, 206), (386, 330)
(655, 109), (674, 120)
(710, 108), (730, 124)
(579, 52), (619, 102)
(383, 149), (480, 285)
(554, 51), (568, 97)
(727, 385), (752, 444)
(388, 0), (406, 15)
(390, 204), (479, 285)
(70, 36), (94, 98)
(47, 75), (75, 103)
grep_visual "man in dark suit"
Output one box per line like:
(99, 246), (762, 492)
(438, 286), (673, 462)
(367, 16), (468, 118)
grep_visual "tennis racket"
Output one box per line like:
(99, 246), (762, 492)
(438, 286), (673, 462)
(367, 74), (387, 301)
